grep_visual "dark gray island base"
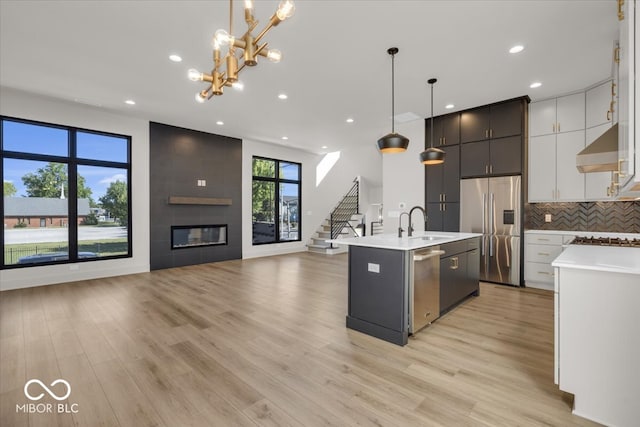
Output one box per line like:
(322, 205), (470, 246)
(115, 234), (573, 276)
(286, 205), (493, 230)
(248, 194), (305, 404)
(340, 234), (481, 346)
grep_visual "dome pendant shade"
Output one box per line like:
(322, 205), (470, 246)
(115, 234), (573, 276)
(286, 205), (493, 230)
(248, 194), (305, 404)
(378, 132), (410, 153)
(420, 77), (446, 165)
(420, 147), (445, 165)
(378, 47), (409, 153)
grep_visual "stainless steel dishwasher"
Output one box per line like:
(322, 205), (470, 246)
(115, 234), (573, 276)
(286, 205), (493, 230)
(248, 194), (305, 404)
(409, 247), (445, 333)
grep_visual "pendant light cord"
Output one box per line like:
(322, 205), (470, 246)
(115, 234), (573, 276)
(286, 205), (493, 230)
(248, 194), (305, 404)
(391, 52), (395, 134)
(430, 81), (434, 148)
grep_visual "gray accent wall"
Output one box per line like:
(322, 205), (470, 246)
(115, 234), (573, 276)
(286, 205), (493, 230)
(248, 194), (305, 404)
(149, 122), (242, 270)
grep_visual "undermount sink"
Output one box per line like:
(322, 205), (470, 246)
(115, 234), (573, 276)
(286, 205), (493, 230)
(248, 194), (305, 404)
(410, 235), (454, 241)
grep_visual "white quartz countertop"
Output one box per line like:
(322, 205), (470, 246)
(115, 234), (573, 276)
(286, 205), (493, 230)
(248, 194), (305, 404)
(552, 245), (640, 275)
(526, 229), (640, 239)
(327, 231), (482, 251)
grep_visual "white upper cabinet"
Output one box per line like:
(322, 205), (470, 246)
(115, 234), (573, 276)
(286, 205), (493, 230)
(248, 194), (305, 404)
(529, 93), (585, 138)
(586, 80), (614, 129)
(529, 99), (557, 137)
(618, 0), (637, 193)
(556, 93), (586, 133)
(555, 130), (586, 201)
(529, 134), (557, 201)
(528, 130), (586, 202)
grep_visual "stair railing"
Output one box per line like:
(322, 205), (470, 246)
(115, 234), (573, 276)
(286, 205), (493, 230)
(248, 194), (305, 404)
(329, 177), (360, 248)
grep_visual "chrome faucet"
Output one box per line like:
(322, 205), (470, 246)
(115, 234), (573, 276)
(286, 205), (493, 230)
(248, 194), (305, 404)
(408, 206), (428, 237)
(398, 212), (410, 237)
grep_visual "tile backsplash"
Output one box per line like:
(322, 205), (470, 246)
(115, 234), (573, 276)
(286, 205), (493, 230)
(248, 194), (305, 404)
(525, 201), (640, 233)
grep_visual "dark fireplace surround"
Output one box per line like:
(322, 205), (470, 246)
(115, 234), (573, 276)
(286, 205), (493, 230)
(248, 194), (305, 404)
(149, 122), (242, 270)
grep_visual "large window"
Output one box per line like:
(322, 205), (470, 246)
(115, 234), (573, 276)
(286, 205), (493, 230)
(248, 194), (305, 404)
(252, 157), (301, 244)
(1, 117), (132, 268)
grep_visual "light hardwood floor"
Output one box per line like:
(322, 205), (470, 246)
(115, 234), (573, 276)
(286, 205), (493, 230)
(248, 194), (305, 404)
(1, 252), (599, 426)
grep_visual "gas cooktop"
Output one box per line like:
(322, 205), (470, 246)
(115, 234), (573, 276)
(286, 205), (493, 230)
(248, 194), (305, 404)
(571, 236), (640, 247)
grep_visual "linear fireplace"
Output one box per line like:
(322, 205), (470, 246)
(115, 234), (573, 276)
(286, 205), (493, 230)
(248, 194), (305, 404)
(171, 224), (227, 249)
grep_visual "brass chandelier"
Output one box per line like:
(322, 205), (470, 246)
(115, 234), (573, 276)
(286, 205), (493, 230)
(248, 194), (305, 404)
(188, 0), (295, 102)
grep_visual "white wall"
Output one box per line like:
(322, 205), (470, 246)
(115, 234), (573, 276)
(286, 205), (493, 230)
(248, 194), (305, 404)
(382, 119), (426, 234)
(1, 87), (150, 290)
(242, 139), (382, 258)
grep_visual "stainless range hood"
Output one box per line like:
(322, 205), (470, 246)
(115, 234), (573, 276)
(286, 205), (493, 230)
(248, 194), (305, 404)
(576, 123), (618, 173)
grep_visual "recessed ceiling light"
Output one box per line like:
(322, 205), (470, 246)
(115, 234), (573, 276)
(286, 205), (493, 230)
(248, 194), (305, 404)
(281, 136), (288, 140)
(530, 82), (542, 89)
(445, 104), (455, 109)
(278, 93), (288, 100)
(509, 45), (524, 54)
(169, 54), (182, 62)
(346, 118), (354, 123)
(125, 99), (136, 105)
(216, 121), (224, 125)
(321, 145), (328, 149)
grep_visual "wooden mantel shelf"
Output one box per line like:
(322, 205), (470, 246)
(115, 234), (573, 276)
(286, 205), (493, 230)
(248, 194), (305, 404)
(168, 196), (232, 206)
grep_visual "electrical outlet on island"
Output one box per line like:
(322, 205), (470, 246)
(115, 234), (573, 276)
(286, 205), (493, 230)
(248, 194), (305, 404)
(545, 214), (552, 223)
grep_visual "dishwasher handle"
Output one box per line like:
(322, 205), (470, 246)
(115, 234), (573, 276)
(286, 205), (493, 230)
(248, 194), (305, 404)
(413, 250), (445, 262)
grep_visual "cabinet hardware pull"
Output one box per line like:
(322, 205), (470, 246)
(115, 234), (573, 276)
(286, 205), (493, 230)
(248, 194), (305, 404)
(443, 203), (446, 211)
(557, 122), (560, 132)
(610, 100), (615, 113)
(485, 165), (489, 174)
(443, 194), (446, 202)
(450, 257), (459, 270)
(612, 82), (617, 96)
(553, 123), (556, 133)
(607, 110), (612, 121)
(618, 0), (625, 21)
(614, 47), (621, 64)
(538, 271), (550, 275)
(489, 129), (493, 138)
(538, 252), (550, 256)
(538, 238), (550, 241)
(490, 165), (493, 174)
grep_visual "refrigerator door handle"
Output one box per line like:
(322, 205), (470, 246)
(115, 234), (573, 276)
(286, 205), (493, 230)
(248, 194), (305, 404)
(489, 193), (495, 257)
(482, 193), (486, 234)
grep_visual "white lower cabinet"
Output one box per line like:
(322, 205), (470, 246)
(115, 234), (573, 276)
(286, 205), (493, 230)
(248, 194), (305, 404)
(525, 233), (575, 290)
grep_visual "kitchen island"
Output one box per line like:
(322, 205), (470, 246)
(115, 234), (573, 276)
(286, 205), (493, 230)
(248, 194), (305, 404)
(328, 231), (481, 346)
(552, 244), (640, 426)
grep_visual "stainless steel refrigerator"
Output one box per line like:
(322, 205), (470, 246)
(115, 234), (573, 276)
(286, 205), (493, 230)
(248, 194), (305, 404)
(460, 176), (521, 286)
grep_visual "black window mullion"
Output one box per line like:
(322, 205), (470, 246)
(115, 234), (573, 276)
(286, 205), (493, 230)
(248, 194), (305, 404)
(68, 131), (78, 262)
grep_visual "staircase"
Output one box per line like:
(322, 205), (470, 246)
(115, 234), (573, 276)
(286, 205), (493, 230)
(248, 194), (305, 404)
(307, 178), (362, 255)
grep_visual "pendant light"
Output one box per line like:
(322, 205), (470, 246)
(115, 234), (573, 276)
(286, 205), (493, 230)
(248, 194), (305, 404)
(377, 47), (409, 153)
(420, 78), (446, 165)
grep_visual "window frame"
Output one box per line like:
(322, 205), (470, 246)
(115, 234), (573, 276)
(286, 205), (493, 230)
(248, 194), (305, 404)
(1, 115), (132, 269)
(251, 156), (301, 245)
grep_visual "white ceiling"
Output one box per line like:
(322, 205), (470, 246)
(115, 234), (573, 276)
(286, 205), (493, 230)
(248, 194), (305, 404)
(0, 0), (618, 154)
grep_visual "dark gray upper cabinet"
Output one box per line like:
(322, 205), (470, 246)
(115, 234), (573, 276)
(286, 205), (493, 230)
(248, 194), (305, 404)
(489, 100), (523, 139)
(460, 99), (524, 143)
(425, 114), (460, 148)
(459, 97), (528, 178)
(460, 107), (491, 143)
(490, 135), (522, 175)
